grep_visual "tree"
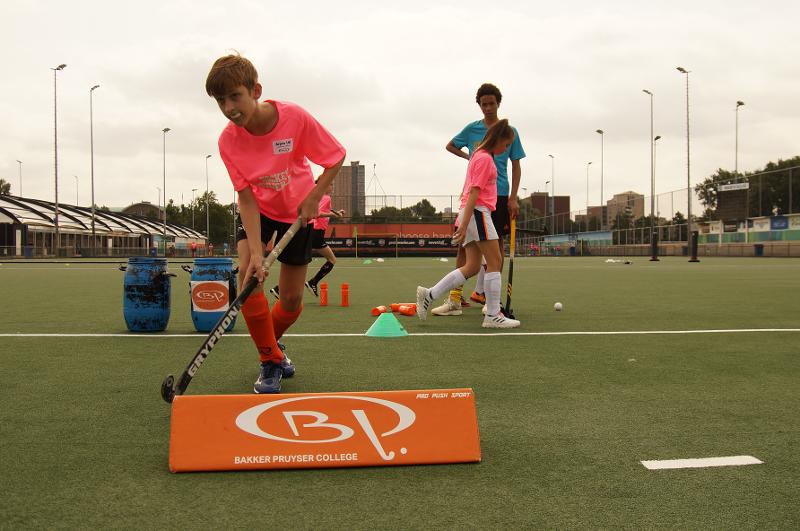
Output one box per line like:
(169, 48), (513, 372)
(695, 156), (800, 218)
(0, 178), (10, 195)
(409, 199), (440, 221)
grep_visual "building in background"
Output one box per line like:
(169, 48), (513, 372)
(332, 161), (365, 218)
(607, 191), (645, 224)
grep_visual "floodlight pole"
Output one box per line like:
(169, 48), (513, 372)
(585, 162), (592, 231)
(191, 188), (197, 229)
(644, 90), (659, 261)
(162, 127), (170, 255)
(90, 84), (99, 257)
(205, 154), (212, 249)
(548, 154), (555, 234)
(677, 67), (699, 262)
(52, 63), (66, 256)
(596, 129), (604, 228)
(16, 160), (22, 196)
(735, 101), (745, 176)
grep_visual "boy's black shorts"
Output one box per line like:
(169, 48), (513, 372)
(311, 229), (328, 249)
(235, 214), (313, 266)
(492, 195), (511, 237)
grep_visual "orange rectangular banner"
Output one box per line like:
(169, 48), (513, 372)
(169, 388), (481, 472)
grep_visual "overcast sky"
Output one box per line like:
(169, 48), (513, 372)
(1, 0), (798, 216)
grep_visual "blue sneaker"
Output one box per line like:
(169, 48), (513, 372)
(276, 341), (295, 377)
(254, 362), (282, 394)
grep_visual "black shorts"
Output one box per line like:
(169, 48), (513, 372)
(235, 214), (313, 266)
(492, 196), (511, 237)
(311, 228), (328, 249)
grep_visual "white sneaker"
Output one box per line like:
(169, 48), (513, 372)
(416, 286), (432, 320)
(481, 304), (488, 315)
(482, 313), (521, 329)
(432, 299), (462, 316)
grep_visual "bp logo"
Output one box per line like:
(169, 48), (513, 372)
(235, 395), (416, 461)
(191, 281), (229, 312)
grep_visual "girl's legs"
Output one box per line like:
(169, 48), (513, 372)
(306, 246), (336, 295)
(476, 239), (503, 317)
(417, 243), (482, 319)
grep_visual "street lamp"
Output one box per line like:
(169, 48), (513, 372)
(73, 175), (78, 205)
(157, 187), (161, 216)
(162, 127), (170, 255)
(52, 63), (66, 255)
(205, 154), (212, 243)
(653, 135), (663, 254)
(15, 160), (22, 196)
(643, 89), (659, 261)
(544, 179), (551, 233)
(735, 101), (745, 175)
(596, 129), (604, 228)
(676, 66), (698, 262)
(191, 188), (197, 229)
(90, 84), (99, 257)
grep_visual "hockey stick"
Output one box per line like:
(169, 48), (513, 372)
(503, 218), (516, 319)
(161, 218), (302, 403)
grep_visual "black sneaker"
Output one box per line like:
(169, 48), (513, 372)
(254, 362), (282, 394)
(269, 285), (280, 300)
(304, 281), (319, 298)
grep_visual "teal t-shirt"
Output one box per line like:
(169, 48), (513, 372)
(451, 120), (525, 196)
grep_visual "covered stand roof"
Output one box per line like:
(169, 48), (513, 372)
(0, 195), (205, 239)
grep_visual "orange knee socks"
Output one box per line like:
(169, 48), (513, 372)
(272, 300), (303, 340)
(241, 291), (284, 364)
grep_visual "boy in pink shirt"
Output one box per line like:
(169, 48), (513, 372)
(206, 54), (346, 393)
(416, 120), (520, 328)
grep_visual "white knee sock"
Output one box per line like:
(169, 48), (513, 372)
(475, 263), (486, 294)
(484, 271), (501, 316)
(430, 269), (467, 300)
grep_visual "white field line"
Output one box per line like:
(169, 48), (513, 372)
(1, 328), (799, 338)
(641, 455), (763, 470)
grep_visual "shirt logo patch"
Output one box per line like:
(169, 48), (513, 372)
(273, 138), (294, 155)
(257, 169), (291, 191)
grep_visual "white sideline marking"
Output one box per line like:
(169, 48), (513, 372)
(1, 328), (799, 338)
(641, 455), (763, 470)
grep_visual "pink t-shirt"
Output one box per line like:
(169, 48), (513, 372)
(313, 195), (332, 230)
(459, 150), (497, 211)
(218, 100), (345, 223)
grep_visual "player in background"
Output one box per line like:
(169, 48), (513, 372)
(206, 53), (345, 393)
(416, 120), (521, 329)
(432, 83), (525, 316)
(272, 181), (343, 298)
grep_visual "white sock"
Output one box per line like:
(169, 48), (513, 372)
(484, 271), (501, 316)
(430, 269), (467, 300)
(475, 263), (486, 294)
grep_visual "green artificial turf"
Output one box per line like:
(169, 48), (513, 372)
(1, 257), (798, 529)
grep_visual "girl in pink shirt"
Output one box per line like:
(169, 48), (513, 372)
(206, 54), (346, 393)
(416, 120), (520, 328)
(305, 183), (345, 296)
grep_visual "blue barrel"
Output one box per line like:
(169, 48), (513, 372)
(186, 258), (238, 333)
(122, 257), (173, 332)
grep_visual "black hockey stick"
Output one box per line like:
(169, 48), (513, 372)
(161, 218), (302, 403)
(503, 218), (516, 319)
